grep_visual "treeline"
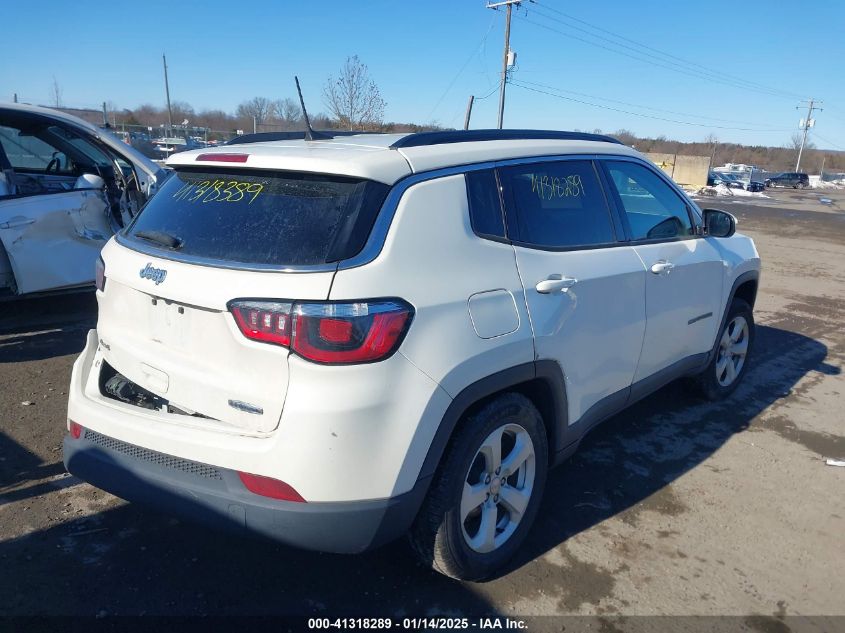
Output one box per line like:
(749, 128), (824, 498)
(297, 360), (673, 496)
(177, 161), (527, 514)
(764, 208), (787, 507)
(113, 98), (440, 140)
(607, 129), (845, 174)
(110, 104), (844, 173)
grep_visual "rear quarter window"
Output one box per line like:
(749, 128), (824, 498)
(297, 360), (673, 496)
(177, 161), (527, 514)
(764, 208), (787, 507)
(125, 169), (388, 266)
(465, 169), (506, 239)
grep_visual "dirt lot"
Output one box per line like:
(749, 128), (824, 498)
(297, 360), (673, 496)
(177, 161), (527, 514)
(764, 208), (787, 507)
(1, 188), (843, 624)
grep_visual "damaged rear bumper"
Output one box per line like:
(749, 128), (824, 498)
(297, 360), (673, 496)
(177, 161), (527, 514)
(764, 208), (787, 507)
(63, 428), (427, 553)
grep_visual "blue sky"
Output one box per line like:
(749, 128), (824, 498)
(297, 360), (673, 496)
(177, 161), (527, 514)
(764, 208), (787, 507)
(3, 0), (845, 150)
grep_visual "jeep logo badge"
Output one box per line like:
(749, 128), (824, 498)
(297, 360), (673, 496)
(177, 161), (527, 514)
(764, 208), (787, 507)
(139, 263), (167, 285)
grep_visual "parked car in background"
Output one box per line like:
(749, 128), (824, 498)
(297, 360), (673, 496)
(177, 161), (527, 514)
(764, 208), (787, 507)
(152, 137), (201, 158)
(64, 129), (760, 581)
(0, 103), (166, 297)
(708, 171), (744, 189)
(708, 171), (765, 193)
(765, 172), (809, 189)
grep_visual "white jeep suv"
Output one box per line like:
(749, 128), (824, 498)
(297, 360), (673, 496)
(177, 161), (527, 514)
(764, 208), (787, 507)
(64, 130), (760, 580)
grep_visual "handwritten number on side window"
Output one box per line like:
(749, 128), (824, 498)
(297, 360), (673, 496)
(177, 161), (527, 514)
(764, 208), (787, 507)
(530, 173), (584, 201)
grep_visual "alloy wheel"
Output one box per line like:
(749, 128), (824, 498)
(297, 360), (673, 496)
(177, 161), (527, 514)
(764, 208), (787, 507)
(716, 315), (749, 387)
(460, 423), (536, 553)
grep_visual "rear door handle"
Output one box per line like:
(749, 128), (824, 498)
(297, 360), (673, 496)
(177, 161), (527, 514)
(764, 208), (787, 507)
(650, 260), (675, 275)
(535, 275), (578, 294)
(0, 216), (35, 230)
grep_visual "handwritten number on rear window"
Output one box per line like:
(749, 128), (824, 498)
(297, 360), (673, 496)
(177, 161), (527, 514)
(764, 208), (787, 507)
(171, 179), (264, 204)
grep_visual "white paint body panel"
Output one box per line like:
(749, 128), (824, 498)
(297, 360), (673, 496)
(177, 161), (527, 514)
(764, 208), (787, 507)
(328, 176), (534, 488)
(96, 238), (335, 433)
(69, 329), (448, 501)
(0, 190), (110, 293)
(513, 245), (647, 424)
(632, 238), (725, 381)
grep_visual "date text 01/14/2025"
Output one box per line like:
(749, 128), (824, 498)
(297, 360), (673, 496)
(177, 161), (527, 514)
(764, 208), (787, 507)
(307, 617), (528, 630)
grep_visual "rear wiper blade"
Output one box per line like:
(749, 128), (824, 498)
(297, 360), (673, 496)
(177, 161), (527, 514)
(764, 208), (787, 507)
(134, 230), (183, 250)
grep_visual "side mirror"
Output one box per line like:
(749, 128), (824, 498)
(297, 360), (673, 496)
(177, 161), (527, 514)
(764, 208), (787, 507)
(73, 173), (106, 191)
(703, 208), (736, 238)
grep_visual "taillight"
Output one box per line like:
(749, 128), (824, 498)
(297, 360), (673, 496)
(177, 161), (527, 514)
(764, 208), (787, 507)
(95, 256), (106, 292)
(228, 299), (413, 365)
(69, 420), (83, 439)
(237, 472), (305, 502)
(230, 301), (292, 346)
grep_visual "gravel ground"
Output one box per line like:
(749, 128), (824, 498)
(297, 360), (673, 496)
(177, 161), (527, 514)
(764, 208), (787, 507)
(0, 189), (843, 625)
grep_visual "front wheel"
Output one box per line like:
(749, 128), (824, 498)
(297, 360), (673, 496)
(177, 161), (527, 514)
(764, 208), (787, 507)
(692, 298), (755, 400)
(409, 393), (548, 581)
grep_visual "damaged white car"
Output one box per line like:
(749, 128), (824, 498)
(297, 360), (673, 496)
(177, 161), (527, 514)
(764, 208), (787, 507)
(0, 103), (166, 297)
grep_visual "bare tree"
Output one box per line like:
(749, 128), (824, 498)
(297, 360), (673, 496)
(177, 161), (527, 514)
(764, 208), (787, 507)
(613, 129), (637, 146)
(49, 76), (62, 108)
(323, 56), (386, 130)
(236, 97), (276, 125)
(274, 98), (302, 126)
(789, 132), (814, 151)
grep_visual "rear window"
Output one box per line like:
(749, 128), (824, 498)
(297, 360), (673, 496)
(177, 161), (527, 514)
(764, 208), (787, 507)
(125, 169), (389, 266)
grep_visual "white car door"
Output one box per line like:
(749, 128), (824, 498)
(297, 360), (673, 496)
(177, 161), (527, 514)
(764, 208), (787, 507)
(0, 189), (111, 294)
(600, 159), (724, 383)
(499, 158), (647, 426)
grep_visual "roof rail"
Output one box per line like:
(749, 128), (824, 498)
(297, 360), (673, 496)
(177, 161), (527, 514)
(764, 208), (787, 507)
(389, 129), (623, 149)
(226, 130), (377, 145)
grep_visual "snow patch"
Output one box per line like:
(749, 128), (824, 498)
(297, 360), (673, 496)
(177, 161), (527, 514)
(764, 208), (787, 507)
(696, 183), (770, 198)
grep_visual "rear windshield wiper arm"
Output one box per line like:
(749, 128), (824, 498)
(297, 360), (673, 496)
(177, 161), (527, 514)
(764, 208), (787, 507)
(134, 230), (184, 250)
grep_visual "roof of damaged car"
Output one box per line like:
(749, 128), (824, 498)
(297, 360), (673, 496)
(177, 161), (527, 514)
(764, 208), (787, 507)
(168, 130), (640, 185)
(0, 102), (165, 182)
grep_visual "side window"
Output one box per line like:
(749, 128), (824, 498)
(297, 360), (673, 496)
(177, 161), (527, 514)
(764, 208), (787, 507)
(500, 160), (615, 249)
(465, 169), (505, 239)
(604, 161), (694, 241)
(0, 125), (71, 173)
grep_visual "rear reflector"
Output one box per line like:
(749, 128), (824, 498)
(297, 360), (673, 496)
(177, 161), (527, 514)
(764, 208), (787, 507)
(69, 421), (83, 439)
(195, 153), (249, 163)
(228, 299), (413, 364)
(238, 472), (305, 502)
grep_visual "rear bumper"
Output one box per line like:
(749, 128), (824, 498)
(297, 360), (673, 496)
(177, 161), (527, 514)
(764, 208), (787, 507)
(63, 430), (428, 554)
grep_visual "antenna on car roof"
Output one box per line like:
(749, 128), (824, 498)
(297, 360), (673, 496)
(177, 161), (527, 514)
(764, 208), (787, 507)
(295, 76), (319, 142)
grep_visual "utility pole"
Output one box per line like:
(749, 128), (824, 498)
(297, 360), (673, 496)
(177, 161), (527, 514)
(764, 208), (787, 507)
(795, 98), (822, 172)
(488, 0), (520, 129)
(464, 95), (475, 130)
(162, 53), (173, 137)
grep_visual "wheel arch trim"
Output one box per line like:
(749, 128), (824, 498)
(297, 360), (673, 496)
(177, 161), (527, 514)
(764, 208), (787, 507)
(416, 360), (568, 484)
(709, 269), (759, 363)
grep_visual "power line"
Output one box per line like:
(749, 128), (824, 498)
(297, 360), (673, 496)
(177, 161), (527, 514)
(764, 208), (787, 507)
(509, 80), (792, 132)
(529, 1), (805, 101)
(426, 15), (497, 121)
(521, 8), (803, 101)
(514, 79), (789, 128)
(809, 131), (845, 152)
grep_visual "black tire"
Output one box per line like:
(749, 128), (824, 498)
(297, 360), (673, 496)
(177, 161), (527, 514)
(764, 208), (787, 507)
(408, 392), (548, 581)
(693, 298), (754, 400)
